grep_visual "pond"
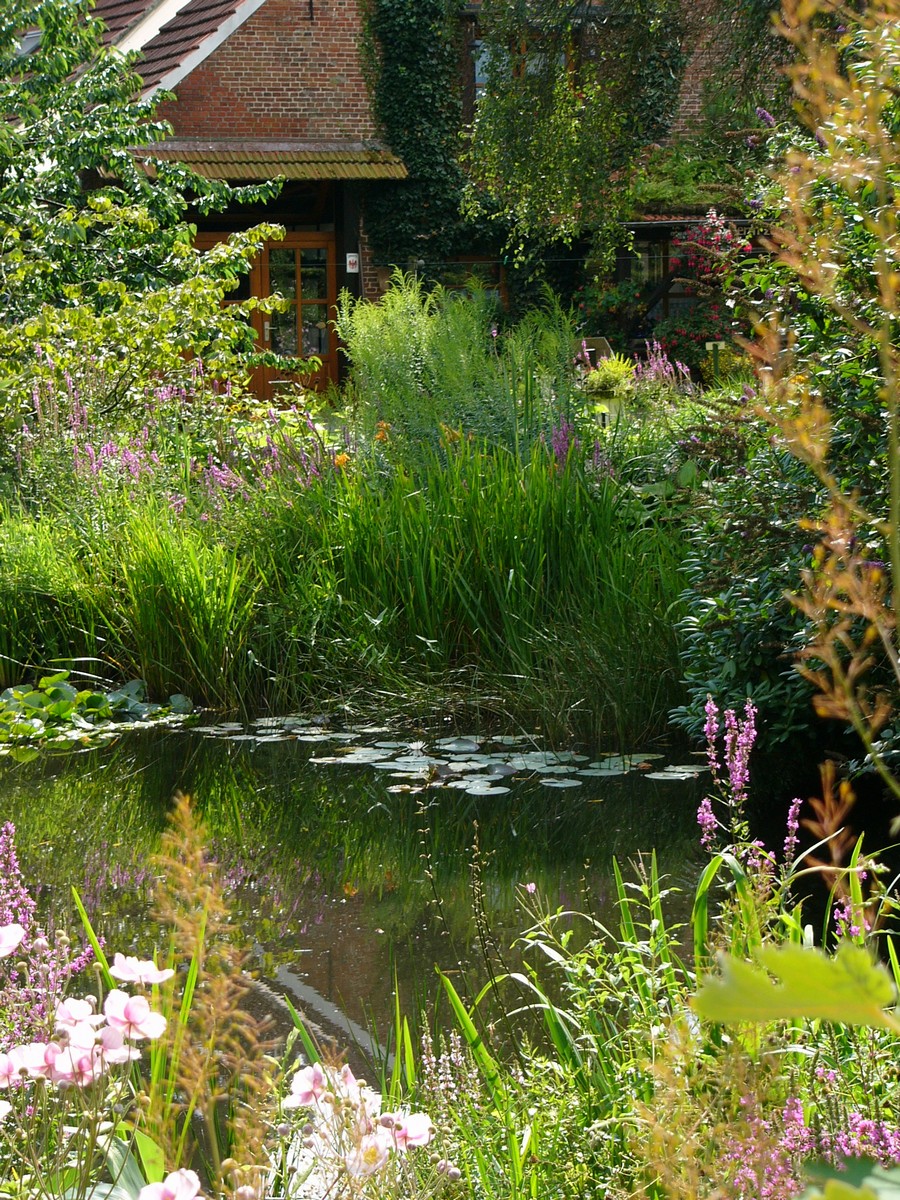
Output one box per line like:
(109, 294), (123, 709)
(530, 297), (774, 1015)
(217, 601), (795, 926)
(0, 717), (707, 1060)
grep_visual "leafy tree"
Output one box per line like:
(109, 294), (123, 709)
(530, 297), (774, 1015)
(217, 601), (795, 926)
(463, 0), (688, 263)
(0, 0), (282, 411)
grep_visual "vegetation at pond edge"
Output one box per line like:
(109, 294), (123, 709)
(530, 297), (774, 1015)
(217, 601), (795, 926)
(6, 1), (900, 1200)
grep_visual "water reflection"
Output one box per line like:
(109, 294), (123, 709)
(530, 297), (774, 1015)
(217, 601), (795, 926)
(0, 725), (705, 1047)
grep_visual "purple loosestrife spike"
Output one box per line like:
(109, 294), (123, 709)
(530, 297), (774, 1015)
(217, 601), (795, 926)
(783, 797), (803, 867)
(697, 796), (718, 852)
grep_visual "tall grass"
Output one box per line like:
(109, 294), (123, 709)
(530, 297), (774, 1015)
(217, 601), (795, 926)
(249, 439), (686, 741)
(97, 509), (260, 707)
(0, 511), (101, 689)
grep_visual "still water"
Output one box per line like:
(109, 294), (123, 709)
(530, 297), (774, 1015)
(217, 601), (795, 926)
(0, 718), (705, 1057)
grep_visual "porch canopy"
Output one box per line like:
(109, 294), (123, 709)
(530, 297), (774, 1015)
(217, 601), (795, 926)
(132, 138), (408, 181)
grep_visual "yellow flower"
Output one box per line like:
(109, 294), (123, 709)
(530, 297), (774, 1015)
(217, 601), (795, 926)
(374, 430), (389, 443)
(334, 452), (350, 469)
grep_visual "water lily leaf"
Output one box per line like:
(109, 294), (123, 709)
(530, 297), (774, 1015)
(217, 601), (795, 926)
(168, 694), (193, 714)
(801, 1159), (900, 1199)
(540, 778), (582, 788)
(692, 944), (899, 1030)
(645, 771), (694, 781)
(9, 745), (39, 764)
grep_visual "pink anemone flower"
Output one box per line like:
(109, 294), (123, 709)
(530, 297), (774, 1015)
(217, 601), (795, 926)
(104, 990), (166, 1040)
(390, 1111), (434, 1152)
(0, 924), (25, 959)
(283, 1061), (328, 1108)
(109, 954), (174, 986)
(138, 1169), (202, 1200)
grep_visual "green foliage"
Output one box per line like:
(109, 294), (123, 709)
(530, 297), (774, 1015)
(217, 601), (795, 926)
(101, 508), (260, 708)
(426, 856), (692, 1199)
(361, 0), (479, 266)
(0, 0), (282, 410)
(692, 943), (900, 1030)
(802, 1164), (900, 1200)
(629, 140), (746, 216)
(466, 0), (687, 262)
(0, 671), (188, 757)
(581, 353), (635, 407)
(335, 271), (584, 458)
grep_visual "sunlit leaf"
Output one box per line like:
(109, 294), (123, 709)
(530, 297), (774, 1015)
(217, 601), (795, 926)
(692, 943), (899, 1030)
(800, 1159), (900, 1199)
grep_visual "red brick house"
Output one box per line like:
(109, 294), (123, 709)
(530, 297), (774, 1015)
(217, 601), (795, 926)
(94, 0), (737, 391)
(94, 0), (406, 395)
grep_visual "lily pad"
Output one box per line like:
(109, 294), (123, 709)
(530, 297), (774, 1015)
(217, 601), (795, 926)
(436, 737), (482, 753)
(540, 778), (583, 788)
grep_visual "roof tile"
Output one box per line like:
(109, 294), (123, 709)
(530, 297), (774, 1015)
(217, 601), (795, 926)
(136, 0), (245, 88)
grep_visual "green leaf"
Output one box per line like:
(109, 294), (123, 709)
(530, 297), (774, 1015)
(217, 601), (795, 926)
(692, 944), (900, 1030)
(801, 1159), (900, 1199)
(116, 1125), (166, 1185)
(104, 1137), (147, 1199)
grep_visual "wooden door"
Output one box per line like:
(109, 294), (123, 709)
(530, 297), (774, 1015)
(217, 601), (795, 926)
(195, 232), (338, 399)
(261, 234), (338, 399)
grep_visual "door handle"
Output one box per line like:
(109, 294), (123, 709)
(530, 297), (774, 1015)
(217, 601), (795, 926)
(263, 320), (270, 343)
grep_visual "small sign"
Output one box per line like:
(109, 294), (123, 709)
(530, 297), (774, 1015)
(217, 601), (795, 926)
(345, 252), (360, 274)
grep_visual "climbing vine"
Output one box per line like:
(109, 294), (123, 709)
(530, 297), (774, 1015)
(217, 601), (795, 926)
(464, 0), (689, 267)
(361, 0), (479, 268)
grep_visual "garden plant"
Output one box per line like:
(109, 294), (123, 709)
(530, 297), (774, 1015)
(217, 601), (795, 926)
(6, 0), (900, 1198)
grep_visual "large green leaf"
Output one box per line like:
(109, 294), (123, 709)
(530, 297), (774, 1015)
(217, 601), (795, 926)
(692, 943), (900, 1030)
(801, 1160), (900, 1199)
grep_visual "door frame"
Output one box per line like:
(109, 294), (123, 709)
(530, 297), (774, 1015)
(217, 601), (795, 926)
(195, 232), (339, 399)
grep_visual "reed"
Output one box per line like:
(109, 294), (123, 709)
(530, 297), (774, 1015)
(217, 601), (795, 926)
(97, 508), (260, 708)
(0, 511), (100, 690)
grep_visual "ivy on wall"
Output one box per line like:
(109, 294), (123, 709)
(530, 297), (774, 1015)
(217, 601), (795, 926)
(361, 0), (480, 268)
(464, 0), (689, 268)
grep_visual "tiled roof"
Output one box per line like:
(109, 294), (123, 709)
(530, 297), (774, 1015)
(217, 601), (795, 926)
(91, 0), (158, 43)
(135, 139), (409, 180)
(627, 214), (751, 225)
(136, 0), (247, 90)
(90, 0), (254, 91)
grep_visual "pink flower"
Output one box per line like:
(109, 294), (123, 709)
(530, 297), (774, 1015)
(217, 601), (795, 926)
(0, 1049), (28, 1088)
(0, 924), (25, 959)
(345, 1129), (392, 1176)
(104, 990), (166, 1040)
(138, 1169), (202, 1200)
(50, 1044), (100, 1088)
(109, 954), (174, 986)
(55, 998), (104, 1029)
(97, 1025), (142, 1066)
(0, 1100), (10, 1121)
(283, 1061), (328, 1108)
(16, 1041), (60, 1080)
(390, 1111), (434, 1152)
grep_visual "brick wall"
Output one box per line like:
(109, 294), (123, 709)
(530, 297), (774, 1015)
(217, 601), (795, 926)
(669, 0), (719, 137)
(157, 0), (377, 140)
